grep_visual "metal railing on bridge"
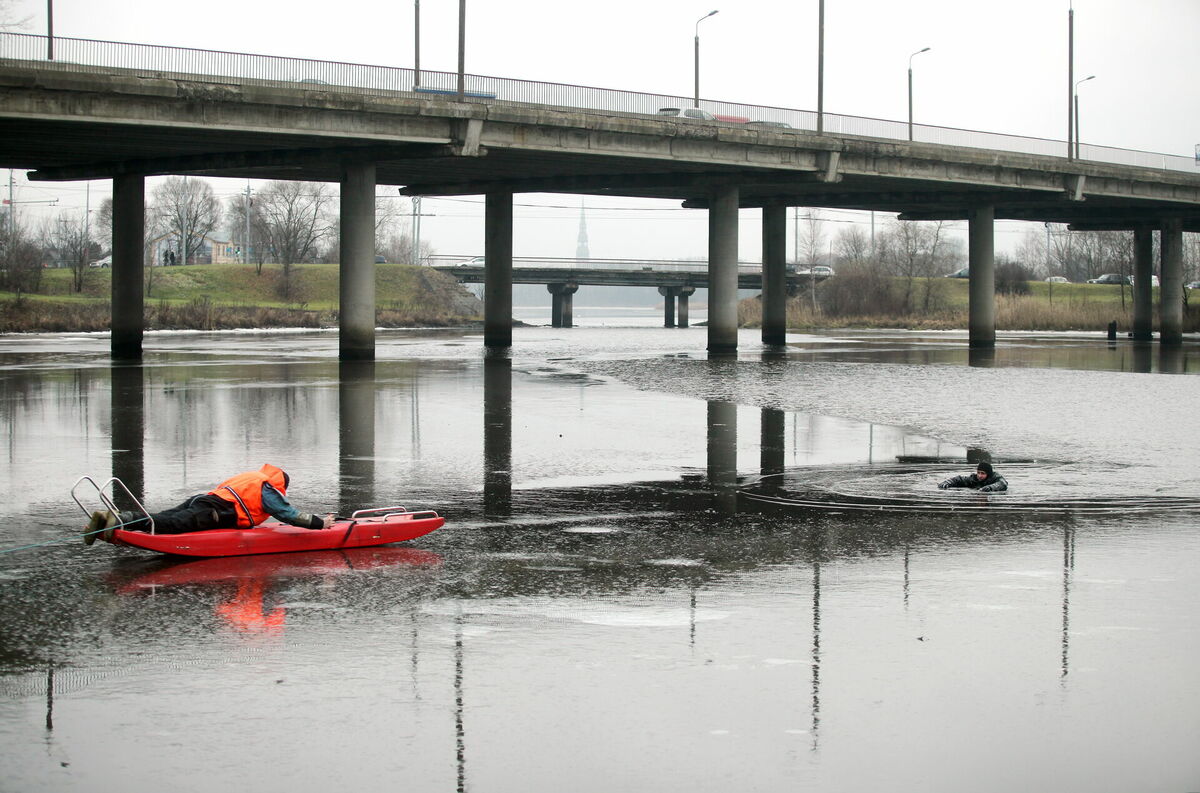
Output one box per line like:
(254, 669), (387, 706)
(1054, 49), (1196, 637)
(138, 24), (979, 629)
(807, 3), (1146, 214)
(1, 31), (1194, 173)
(424, 254), (771, 274)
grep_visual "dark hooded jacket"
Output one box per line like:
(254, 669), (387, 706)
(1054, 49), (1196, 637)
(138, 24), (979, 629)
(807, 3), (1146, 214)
(938, 470), (1008, 492)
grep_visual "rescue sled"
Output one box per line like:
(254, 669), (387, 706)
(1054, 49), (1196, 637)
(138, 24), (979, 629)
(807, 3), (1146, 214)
(72, 476), (444, 558)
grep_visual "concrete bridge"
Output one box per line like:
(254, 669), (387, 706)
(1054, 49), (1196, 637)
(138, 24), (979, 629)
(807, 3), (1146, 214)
(425, 255), (817, 327)
(1, 33), (1198, 358)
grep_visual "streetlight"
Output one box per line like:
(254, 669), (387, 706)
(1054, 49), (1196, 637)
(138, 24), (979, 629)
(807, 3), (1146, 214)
(694, 9), (718, 109)
(907, 47), (930, 141)
(1074, 74), (1095, 159)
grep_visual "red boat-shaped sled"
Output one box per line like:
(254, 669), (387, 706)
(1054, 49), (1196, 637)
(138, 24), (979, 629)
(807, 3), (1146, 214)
(73, 476), (444, 558)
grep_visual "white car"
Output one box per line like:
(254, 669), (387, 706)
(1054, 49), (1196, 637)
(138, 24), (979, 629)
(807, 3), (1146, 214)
(455, 256), (485, 267)
(1187, 281), (1200, 290)
(1045, 276), (1068, 283)
(1128, 274), (1160, 287)
(89, 255), (112, 268)
(656, 107), (717, 121)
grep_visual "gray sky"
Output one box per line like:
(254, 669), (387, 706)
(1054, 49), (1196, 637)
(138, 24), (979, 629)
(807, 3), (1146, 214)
(5, 0), (1198, 262)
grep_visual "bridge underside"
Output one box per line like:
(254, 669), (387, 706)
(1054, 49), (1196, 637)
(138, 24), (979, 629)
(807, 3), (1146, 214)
(2, 61), (1199, 359)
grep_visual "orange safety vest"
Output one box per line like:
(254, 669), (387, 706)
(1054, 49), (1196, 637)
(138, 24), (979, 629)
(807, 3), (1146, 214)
(208, 463), (288, 528)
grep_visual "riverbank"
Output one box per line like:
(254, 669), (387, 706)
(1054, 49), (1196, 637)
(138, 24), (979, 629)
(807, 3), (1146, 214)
(0, 262), (483, 332)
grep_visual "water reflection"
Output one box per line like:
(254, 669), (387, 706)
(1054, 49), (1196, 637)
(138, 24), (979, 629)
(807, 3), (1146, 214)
(706, 401), (738, 514)
(483, 353), (512, 518)
(338, 360), (375, 511)
(110, 363), (145, 507)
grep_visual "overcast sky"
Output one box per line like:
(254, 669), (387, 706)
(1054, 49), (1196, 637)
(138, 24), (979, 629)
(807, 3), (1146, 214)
(4, 0), (1198, 262)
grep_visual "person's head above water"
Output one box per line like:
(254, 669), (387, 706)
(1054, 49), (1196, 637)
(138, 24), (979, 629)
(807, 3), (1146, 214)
(975, 461), (994, 480)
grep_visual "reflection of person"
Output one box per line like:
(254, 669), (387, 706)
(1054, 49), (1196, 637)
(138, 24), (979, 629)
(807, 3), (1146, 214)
(84, 463), (328, 545)
(938, 461), (1008, 492)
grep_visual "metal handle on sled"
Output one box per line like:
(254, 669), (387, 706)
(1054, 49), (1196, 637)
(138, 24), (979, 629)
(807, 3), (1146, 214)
(350, 505), (440, 521)
(70, 476), (156, 534)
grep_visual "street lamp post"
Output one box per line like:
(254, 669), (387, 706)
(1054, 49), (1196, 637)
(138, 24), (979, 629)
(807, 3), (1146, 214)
(694, 10), (718, 109)
(414, 0), (421, 89)
(1074, 75), (1095, 159)
(907, 47), (930, 142)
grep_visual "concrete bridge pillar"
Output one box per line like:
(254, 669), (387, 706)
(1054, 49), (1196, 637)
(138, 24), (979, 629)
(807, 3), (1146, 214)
(761, 205), (788, 346)
(708, 185), (740, 353)
(339, 162), (377, 360)
(1160, 220), (1184, 345)
(111, 174), (145, 360)
(658, 285), (678, 327)
(484, 193), (514, 348)
(1132, 227), (1154, 341)
(678, 286), (696, 328)
(968, 205), (996, 348)
(547, 282), (578, 328)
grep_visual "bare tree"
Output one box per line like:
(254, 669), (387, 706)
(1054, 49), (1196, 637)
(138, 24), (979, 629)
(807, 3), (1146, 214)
(0, 222), (43, 301)
(224, 192), (269, 273)
(799, 210), (825, 266)
(150, 177), (219, 265)
(256, 181), (334, 298)
(0, 0), (31, 29)
(834, 225), (871, 268)
(51, 213), (94, 292)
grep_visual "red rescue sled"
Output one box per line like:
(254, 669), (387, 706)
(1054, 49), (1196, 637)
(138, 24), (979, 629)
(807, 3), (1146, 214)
(104, 509), (443, 558)
(73, 477), (444, 558)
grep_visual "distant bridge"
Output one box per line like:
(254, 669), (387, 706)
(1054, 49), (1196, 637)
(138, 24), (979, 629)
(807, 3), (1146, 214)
(426, 255), (818, 327)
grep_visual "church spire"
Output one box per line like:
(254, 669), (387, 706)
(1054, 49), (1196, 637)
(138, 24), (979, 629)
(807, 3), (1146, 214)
(576, 199), (590, 260)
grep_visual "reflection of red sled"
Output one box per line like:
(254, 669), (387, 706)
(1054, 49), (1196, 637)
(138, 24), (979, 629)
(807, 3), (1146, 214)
(115, 546), (442, 594)
(72, 477), (444, 558)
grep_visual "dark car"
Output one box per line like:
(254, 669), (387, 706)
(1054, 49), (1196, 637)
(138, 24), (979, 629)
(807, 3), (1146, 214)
(1086, 273), (1127, 285)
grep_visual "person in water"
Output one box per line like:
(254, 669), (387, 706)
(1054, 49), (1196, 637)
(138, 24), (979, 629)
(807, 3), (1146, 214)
(84, 463), (329, 544)
(938, 461), (1008, 492)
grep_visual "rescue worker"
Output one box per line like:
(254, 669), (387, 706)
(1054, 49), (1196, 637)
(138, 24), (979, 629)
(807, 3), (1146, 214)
(938, 461), (1008, 492)
(83, 463), (328, 544)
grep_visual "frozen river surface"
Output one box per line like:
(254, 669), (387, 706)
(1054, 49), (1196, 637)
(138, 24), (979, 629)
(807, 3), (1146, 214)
(0, 325), (1197, 792)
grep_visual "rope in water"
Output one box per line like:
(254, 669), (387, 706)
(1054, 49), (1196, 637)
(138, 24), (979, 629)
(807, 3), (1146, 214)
(0, 514), (153, 556)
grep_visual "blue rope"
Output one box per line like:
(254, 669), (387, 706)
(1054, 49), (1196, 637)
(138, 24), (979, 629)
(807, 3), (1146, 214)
(0, 514), (153, 556)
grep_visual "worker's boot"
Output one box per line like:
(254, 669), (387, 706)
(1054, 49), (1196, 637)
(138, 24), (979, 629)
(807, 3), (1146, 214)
(82, 511), (106, 546)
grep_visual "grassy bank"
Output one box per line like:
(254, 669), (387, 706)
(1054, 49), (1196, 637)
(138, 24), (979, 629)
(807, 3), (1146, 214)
(738, 277), (1200, 333)
(0, 263), (483, 333)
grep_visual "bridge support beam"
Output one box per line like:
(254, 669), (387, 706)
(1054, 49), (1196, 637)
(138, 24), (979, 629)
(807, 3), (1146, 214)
(707, 185), (740, 353)
(111, 174), (145, 360)
(1132, 227), (1154, 341)
(968, 205), (996, 349)
(339, 162), (377, 360)
(761, 205), (788, 346)
(659, 285), (677, 327)
(547, 282), (577, 328)
(484, 193), (514, 348)
(678, 286), (696, 328)
(1160, 219), (1184, 345)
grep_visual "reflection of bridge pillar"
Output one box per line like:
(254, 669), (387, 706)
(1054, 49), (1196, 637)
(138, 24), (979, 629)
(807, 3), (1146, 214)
(760, 407), (786, 479)
(1159, 219), (1183, 345)
(708, 186), (740, 353)
(658, 286), (678, 327)
(761, 204), (788, 346)
(707, 400), (738, 514)
(338, 360), (376, 512)
(967, 347), (996, 368)
(678, 286), (696, 328)
(484, 193), (514, 348)
(1131, 343), (1152, 373)
(1159, 345), (1184, 374)
(547, 282), (578, 328)
(1132, 227), (1154, 341)
(483, 353), (512, 518)
(339, 162), (377, 360)
(968, 205), (995, 348)
(111, 175), (145, 360)
(110, 363), (145, 507)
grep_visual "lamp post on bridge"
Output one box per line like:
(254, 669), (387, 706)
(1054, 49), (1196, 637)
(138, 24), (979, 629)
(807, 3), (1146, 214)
(694, 10), (719, 109)
(1073, 74), (1095, 160)
(907, 47), (930, 142)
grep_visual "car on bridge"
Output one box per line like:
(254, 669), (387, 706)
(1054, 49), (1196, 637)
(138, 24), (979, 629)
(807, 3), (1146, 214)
(747, 120), (793, 129)
(943, 267), (970, 278)
(797, 265), (835, 276)
(1087, 273), (1128, 284)
(656, 107), (717, 121)
(454, 256), (485, 267)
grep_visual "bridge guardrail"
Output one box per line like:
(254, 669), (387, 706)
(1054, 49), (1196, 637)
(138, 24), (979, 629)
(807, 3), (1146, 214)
(1, 31), (1194, 174)
(425, 255), (771, 274)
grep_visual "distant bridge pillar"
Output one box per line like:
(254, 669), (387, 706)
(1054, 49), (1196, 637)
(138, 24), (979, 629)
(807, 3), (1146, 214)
(111, 174), (145, 360)
(678, 286), (696, 328)
(1160, 219), (1184, 345)
(339, 162), (377, 360)
(967, 205), (995, 348)
(484, 193), (514, 348)
(708, 185), (740, 353)
(1132, 227), (1154, 341)
(761, 204), (788, 346)
(658, 285), (678, 327)
(547, 282), (578, 328)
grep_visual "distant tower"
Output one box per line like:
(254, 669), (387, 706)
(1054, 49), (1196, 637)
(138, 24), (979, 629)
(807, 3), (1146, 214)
(575, 200), (590, 260)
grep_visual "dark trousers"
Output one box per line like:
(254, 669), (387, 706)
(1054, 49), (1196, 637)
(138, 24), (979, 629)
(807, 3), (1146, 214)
(148, 494), (239, 534)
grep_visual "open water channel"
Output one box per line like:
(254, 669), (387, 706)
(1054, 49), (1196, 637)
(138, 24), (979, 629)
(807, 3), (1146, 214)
(0, 314), (1197, 792)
